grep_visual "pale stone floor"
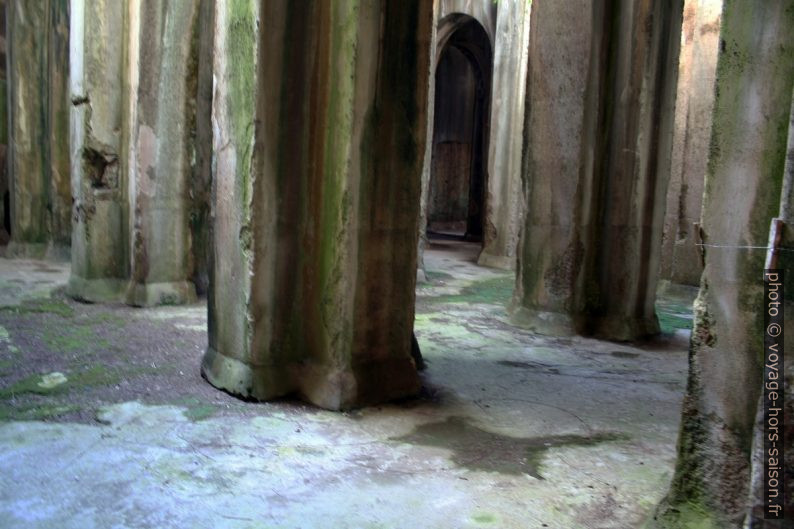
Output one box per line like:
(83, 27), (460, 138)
(0, 242), (696, 529)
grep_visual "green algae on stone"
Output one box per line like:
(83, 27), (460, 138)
(472, 512), (498, 524)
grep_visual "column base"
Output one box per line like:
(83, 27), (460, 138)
(589, 315), (661, 342)
(67, 276), (128, 303)
(202, 346), (421, 411)
(509, 305), (578, 336)
(201, 346), (295, 401)
(477, 250), (516, 270)
(128, 281), (197, 307)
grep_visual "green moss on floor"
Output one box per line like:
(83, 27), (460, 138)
(42, 324), (110, 352)
(171, 397), (219, 422)
(0, 365), (120, 400)
(420, 276), (514, 306)
(472, 513), (498, 524)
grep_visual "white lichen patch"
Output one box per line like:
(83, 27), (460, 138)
(37, 372), (68, 389)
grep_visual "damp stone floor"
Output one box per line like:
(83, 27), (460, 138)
(0, 242), (695, 529)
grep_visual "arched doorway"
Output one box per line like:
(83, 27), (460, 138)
(427, 17), (492, 243)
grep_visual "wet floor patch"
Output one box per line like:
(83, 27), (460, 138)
(392, 416), (628, 479)
(610, 351), (640, 359)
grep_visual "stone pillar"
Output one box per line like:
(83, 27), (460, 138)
(0, 0), (8, 245)
(127, 0), (199, 306)
(654, 2), (794, 526)
(68, 0), (202, 306)
(512, 0), (682, 341)
(6, 0), (70, 259)
(48, 0), (71, 255)
(477, 0), (531, 271)
(510, 0), (598, 336)
(191, 0), (215, 296)
(68, 0), (128, 301)
(581, 0), (683, 340)
(202, 0), (432, 410)
(660, 0), (722, 287)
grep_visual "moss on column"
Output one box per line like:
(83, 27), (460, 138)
(203, 0), (432, 410)
(653, 1), (794, 526)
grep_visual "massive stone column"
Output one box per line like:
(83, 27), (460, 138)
(6, 0), (70, 259)
(202, 0), (432, 410)
(68, 0), (202, 306)
(510, 0), (598, 336)
(478, 0), (531, 270)
(654, 2), (794, 527)
(512, 0), (682, 341)
(127, 0), (199, 306)
(581, 0), (683, 339)
(660, 0), (722, 287)
(191, 0), (215, 297)
(0, 0), (8, 244)
(48, 0), (71, 255)
(68, 0), (129, 301)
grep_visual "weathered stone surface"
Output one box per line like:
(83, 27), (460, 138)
(203, 0), (432, 410)
(127, 0), (199, 307)
(510, 0), (596, 336)
(6, 0), (70, 259)
(191, 0), (215, 297)
(68, 0), (128, 302)
(581, 0), (683, 340)
(660, 0), (721, 287)
(478, 0), (531, 271)
(0, 0), (8, 244)
(512, 0), (682, 341)
(48, 0), (71, 254)
(68, 0), (202, 306)
(655, 2), (794, 527)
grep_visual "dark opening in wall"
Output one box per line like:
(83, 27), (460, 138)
(428, 18), (492, 244)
